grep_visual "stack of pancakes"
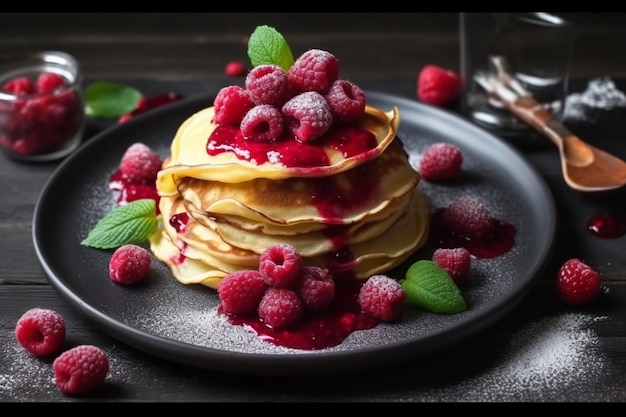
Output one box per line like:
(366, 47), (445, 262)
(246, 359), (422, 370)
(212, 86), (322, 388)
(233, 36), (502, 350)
(150, 104), (429, 289)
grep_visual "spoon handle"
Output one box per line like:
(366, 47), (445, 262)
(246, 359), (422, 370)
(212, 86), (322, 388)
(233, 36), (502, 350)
(503, 96), (572, 148)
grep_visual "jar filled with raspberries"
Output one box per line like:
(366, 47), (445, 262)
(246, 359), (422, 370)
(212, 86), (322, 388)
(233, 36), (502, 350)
(0, 51), (85, 161)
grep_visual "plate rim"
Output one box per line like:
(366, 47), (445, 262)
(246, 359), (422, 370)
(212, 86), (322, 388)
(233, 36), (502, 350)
(32, 90), (557, 376)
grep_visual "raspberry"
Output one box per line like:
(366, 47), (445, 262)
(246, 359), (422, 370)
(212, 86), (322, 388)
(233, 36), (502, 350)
(245, 64), (291, 107)
(213, 85), (256, 126)
(52, 345), (109, 396)
(218, 269), (268, 315)
(240, 104), (285, 143)
(325, 79), (366, 124)
(417, 65), (462, 107)
(358, 275), (405, 322)
(258, 243), (303, 288)
(556, 258), (601, 306)
(225, 60), (247, 77)
(36, 72), (67, 94)
(297, 266), (335, 314)
(109, 244), (152, 285)
(282, 91), (333, 142)
(15, 308), (66, 357)
(119, 92), (184, 123)
(119, 142), (162, 183)
(419, 142), (463, 181)
(432, 247), (471, 284)
(288, 49), (339, 95)
(3, 76), (34, 95)
(258, 288), (304, 330)
(443, 197), (494, 239)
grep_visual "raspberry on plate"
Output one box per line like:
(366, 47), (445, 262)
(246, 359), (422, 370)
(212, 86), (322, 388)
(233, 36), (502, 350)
(288, 48), (339, 95)
(53, 345), (109, 396)
(419, 142), (463, 181)
(119, 142), (162, 183)
(245, 64), (291, 107)
(240, 104), (285, 142)
(432, 247), (471, 284)
(218, 269), (268, 315)
(297, 266), (335, 314)
(258, 243), (303, 288)
(443, 197), (494, 239)
(417, 65), (462, 107)
(358, 275), (406, 322)
(109, 244), (152, 285)
(258, 288), (304, 330)
(556, 258), (601, 306)
(282, 91), (333, 142)
(15, 307), (66, 357)
(213, 85), (255, 126)
(325, 79), (366, 124)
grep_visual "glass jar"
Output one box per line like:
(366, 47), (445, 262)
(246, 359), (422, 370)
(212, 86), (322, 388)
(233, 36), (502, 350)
(0, 51), (85, 162)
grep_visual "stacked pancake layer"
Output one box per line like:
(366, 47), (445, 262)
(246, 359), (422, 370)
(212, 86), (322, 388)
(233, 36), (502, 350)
(150, 104), (429, 289)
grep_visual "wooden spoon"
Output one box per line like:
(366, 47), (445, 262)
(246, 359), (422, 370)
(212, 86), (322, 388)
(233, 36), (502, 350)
(475, 65), (626, 192)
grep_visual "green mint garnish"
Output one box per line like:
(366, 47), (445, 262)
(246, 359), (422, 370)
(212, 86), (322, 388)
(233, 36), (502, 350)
(401, 260), (467, 314)
(85, 81), (143, 119)
(247, 25), (294, 71)
(81, 199), (158, 249)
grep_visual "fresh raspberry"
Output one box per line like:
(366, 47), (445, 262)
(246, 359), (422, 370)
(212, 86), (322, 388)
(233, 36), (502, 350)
(245, 64), (291, 107)
(443, 197), (494, 239)
(418, 142), (463, 181)
(358, 275), (406, 322)
(218, 269), (268, 315)
(36, 72), (67, 94)
(325, 79), (366, 124)
(288, 49), (339, 95)
(417, 65), (462, 107)
(258, 288), (304, 330)
(3, 76), (34, 95)
(296, 266), (335, 314)
(213, 85), (256, 126)
(240, 104), (285, 143)
(109, 244), (152, 285)
(556, 258), (601, 306)
(52, 345), (109, 396)
(258, 243), (303, 288)
(282, 91), (333, 142)
(119, 142), (162, 183)
(432, 247), (472, 284)
(225, 60), (247, 77)
(15, 308), (66, 357)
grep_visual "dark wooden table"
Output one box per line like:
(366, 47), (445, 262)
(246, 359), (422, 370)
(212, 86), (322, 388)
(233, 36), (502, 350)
(3, 12), (626, 402)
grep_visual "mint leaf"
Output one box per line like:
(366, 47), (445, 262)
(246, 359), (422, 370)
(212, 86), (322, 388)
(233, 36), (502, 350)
(85, 81), (143, 119)
(247, 25), (294, 71)
(81, 199), (158, 249)
(401, 260), (467, 314)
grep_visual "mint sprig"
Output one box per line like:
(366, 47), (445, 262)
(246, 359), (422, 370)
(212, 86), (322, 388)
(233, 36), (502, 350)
(81, 199), (158, 249)
(401, 260), (467, 314)
(85, 81), (143, 119)
(247, 25), (294, 71)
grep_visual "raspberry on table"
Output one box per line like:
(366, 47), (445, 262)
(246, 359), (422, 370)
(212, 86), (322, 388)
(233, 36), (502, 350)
(225, 60), (247, 77)
(213, 85), (256, 126)
(36, 72), (67, 94)
(556, 258), (601, 306)
(282, 91), (333, 142)
(432, 247), (472, 284)
(15, 307), (66, 357)
(358, 275), (406, 322)
(288, 49), (339, 95)
(218, 269), (269, 315)
(258, 288), (304, 330)
(109, 244), (152, 285)
(53, 345), (109, 396)
(297, 266), (335, 314)
(325, 79), (366, 124)
(245, 64), (291, 107)
(258, 243), (303, 289)
(443, 197), (494, 239)
(119, 142), (162, 183)
(240, 104), (285, 143)
(417, 65), (462, 107)
(418, 142), (463, 181)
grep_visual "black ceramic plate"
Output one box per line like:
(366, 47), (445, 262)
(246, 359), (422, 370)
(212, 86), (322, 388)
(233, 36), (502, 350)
(32, 91), (556, 377)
